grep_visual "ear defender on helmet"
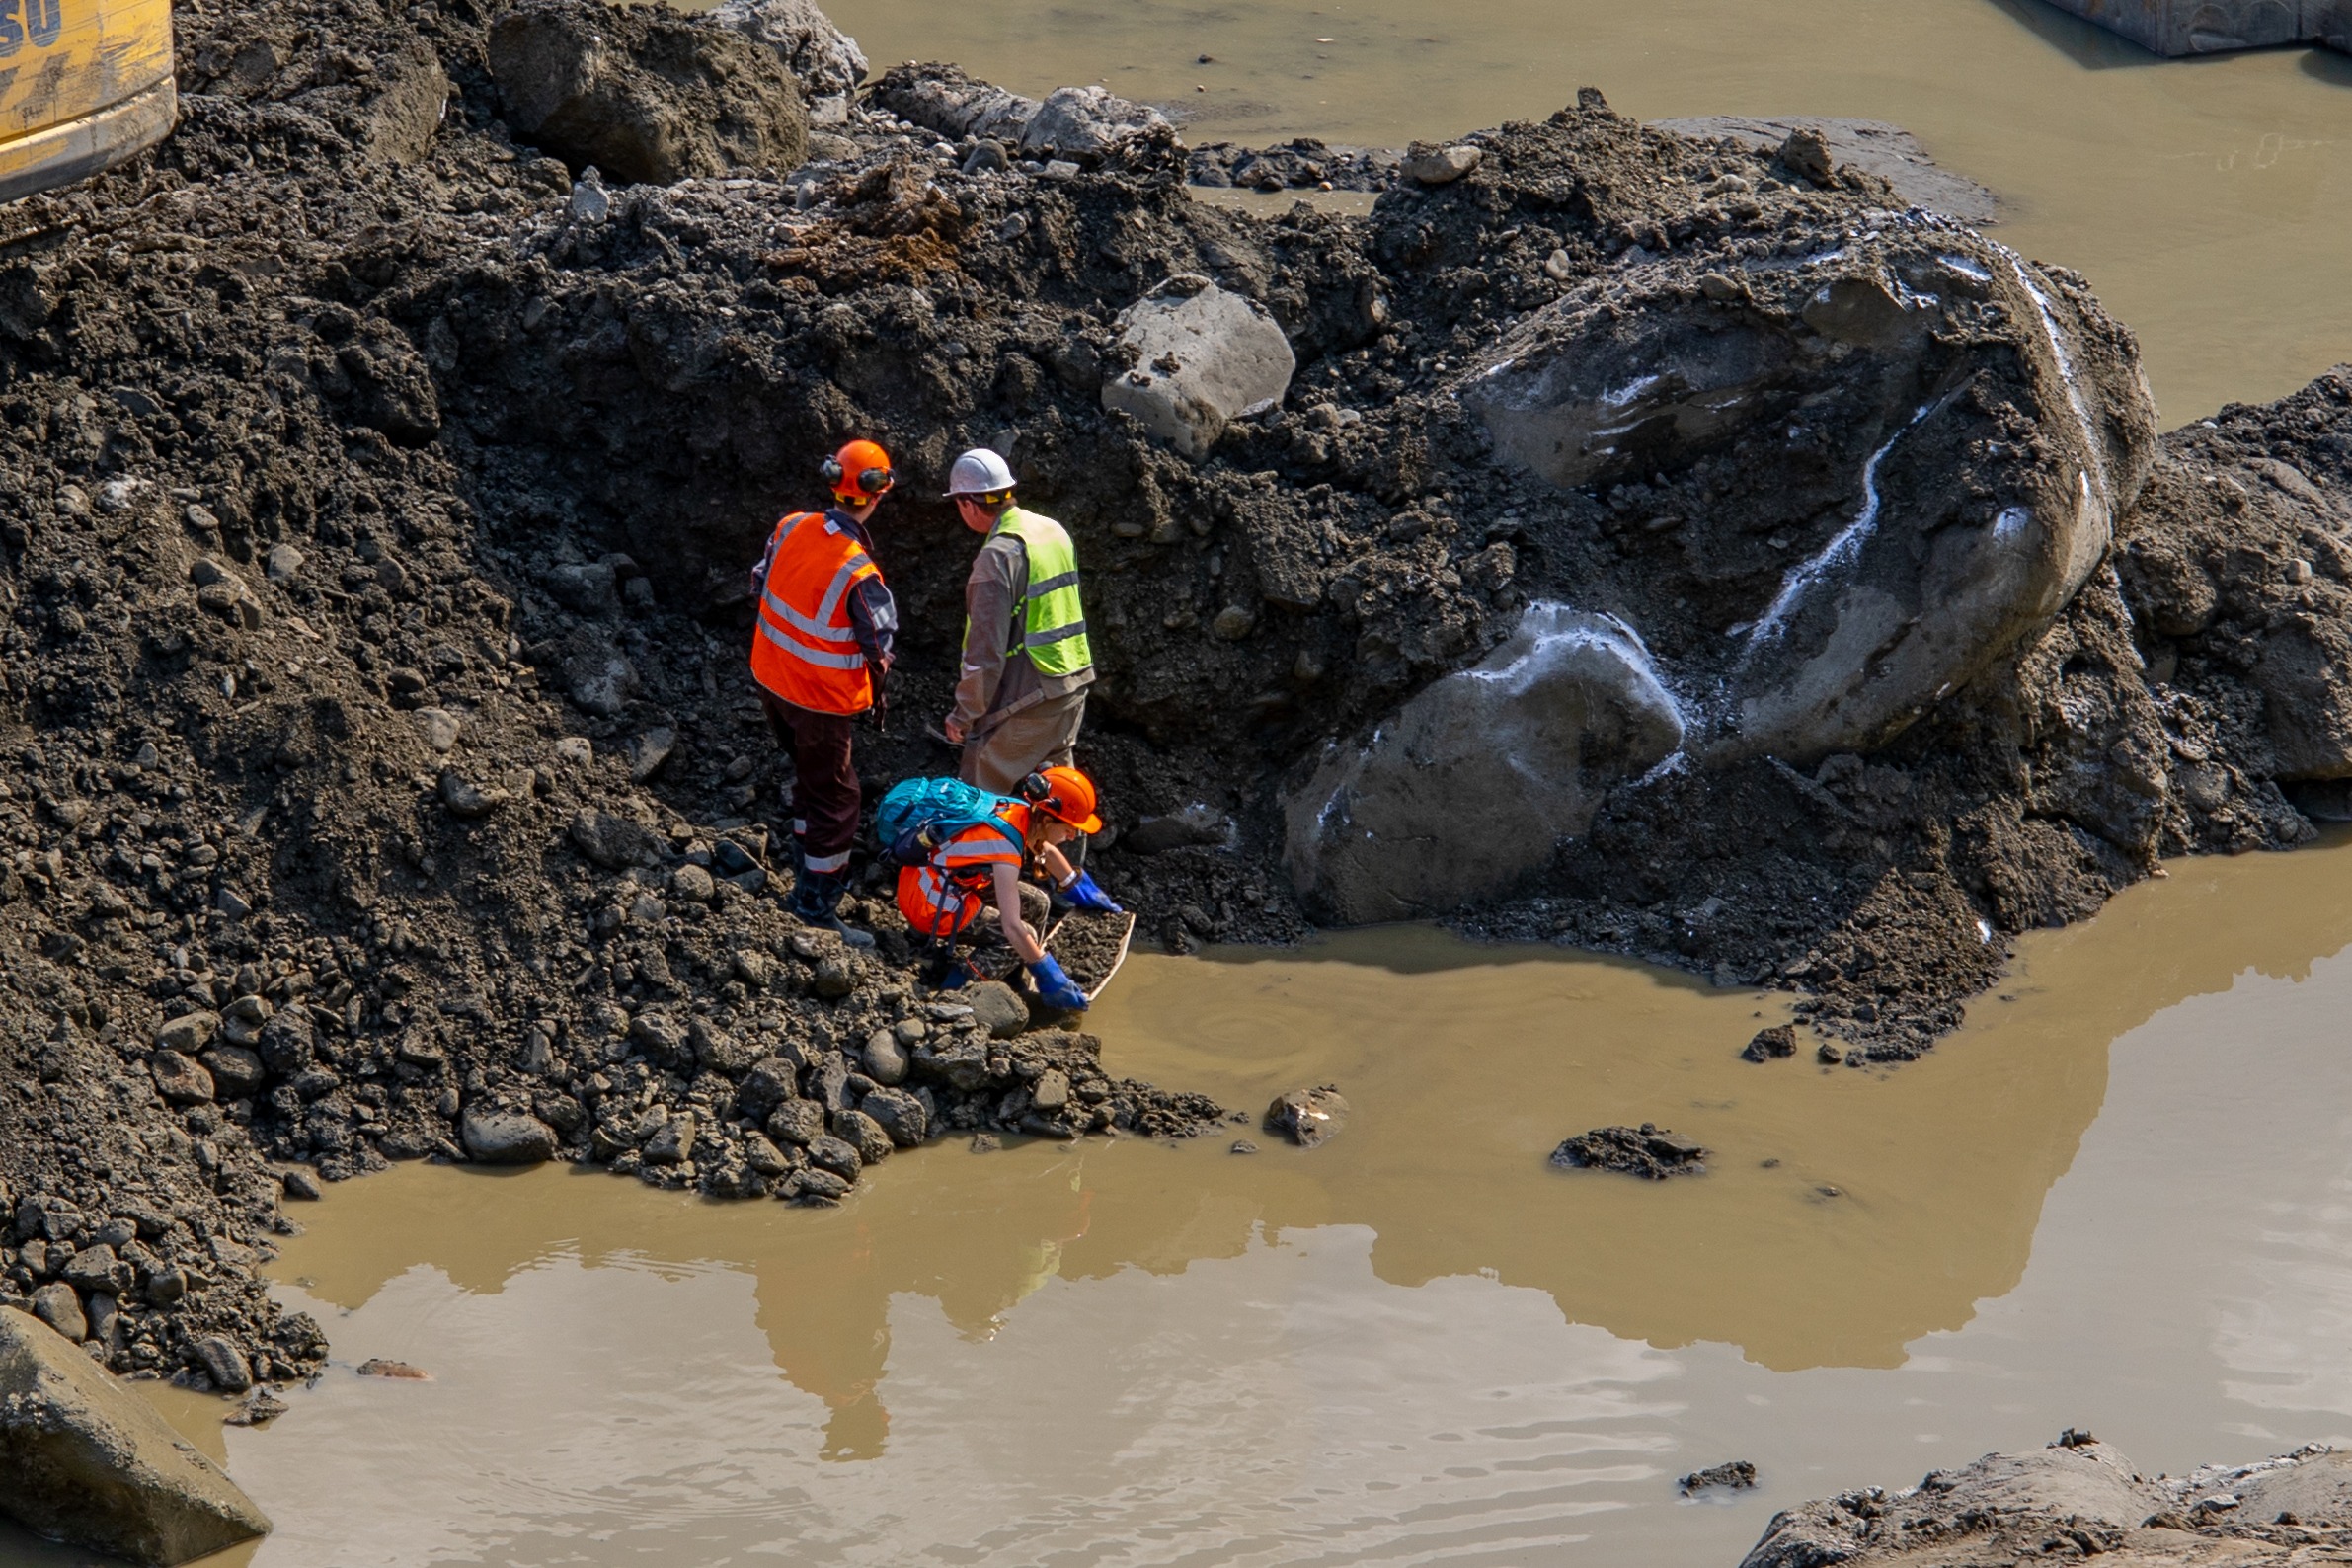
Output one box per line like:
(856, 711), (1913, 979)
(824, 441), (895, 498)
(1019, 773), (1052, 803)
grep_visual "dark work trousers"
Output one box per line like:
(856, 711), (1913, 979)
(761, 693), (860, 875)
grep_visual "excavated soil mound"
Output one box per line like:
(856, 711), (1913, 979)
(0, 0), (2344, 1391)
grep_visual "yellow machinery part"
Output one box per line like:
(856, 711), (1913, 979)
(0, 0), (175, 203)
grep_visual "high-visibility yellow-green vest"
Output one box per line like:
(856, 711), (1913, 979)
(976, 507), (1093, 677)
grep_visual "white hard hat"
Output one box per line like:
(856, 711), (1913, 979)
(944, 447), (1017, 498)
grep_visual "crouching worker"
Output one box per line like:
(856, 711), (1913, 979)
(883, 767), (1123, 1012)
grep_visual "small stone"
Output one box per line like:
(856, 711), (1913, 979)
(1680, 1459), (1758, 1493)
(31, 1282), (89, 1342)
(438, 770), (508, 819)
(1031, 1068), (1071, 1113)
(670, 863), (715, 903)
(1699, 271), (1750, 303)
(569, 170), (610, 222)
(806, 1134), (862, 1177)
(861, 1086), (929, 1148)
(1264, 1085), (1349, 1148)
(280, 1168), (323, 1201)
(1741, 1024), (1797, 1062)
(790, 1168), (850, 1204)
(1229, 1139), (1258, 1154)
(863, 1029), (909, 1086)
(553, 737), (593, 767)
(1818, 1042), (1843, 1064)
(1210, 605), (1256, 642)
(1778, 126), (1834, 184)
(150, 1051), (215, 1105)
(968, 980), (1029, 1039)
(201, 1045), (266, 1100)
(641, 1113), (698, 1165)
(191, 1335), (254, 1394)
(766, 1099), (825, 1146)
(414, 708), (462, 752)
(356, 1358), (433, 1380)
(224, 1388), (289, 1427)
(743, 1134), (793, 1177)
(969, 1133), (1001, 1153)
(460, 1111), (559, 1165)
(156, 1011), (220, 1055)
(1040, 158), (1081, 180)
(1542, 248), (1573, 281)
(833, 1108), (893, 1165)
(628, 727), (676, 783)
(1402, 140), (1481, 185)
(264, 543), (306, 581)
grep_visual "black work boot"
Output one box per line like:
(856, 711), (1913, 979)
(790, 867), (875, 950)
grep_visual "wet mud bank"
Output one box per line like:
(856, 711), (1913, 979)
(0, 0), (2346, 1401)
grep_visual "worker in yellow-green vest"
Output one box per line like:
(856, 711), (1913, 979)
(940, 448), (1096, 795)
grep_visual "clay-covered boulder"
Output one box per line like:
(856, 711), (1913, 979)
(871, 61), (1037, 144)
(707, 0), (867, 101)
(0, 1305), (271, 1565)
(1019, 85), (1169, 159)
(1458, 226), (2158, 766)
(1284, 602), (1686, 922)
(489, 1), (807, 186)
(1104, 277), (1295, 461)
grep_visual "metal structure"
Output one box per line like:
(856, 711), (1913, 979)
(0, 0), (175, 204)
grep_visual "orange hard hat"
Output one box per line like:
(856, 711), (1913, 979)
(822, 438), (894, 500)
(1029, 765), (1104, 834)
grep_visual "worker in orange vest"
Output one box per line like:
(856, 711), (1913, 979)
(748, 439), (900, 948)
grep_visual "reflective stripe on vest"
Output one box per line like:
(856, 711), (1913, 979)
(989, 507), (1093, 677)
(749, 512), (879, 713)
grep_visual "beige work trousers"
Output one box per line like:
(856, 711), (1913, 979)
(960, 690), (1086, 795)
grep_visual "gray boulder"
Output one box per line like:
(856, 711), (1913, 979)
(1284, 602), (1686, 923)
(707, 0), (867, 100)
(1103, 279), (1295, 461)
(568, 808), (660, 870)
(871, 62), (1037, 144)
(489, 1), (808, 187)
(0, 1305), (271, 1564)
(1456, 226), (2156, 767)
(1019, 85), (1169, 159)
(460, 1111), (559, 1165)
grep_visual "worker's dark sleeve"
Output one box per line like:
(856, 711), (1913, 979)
(845, 574), (897, 669)
(749, 520), (782, 596)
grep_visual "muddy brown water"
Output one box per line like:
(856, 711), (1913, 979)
(805, 0), (2352, 424)
(7, 834), (2350, 1565)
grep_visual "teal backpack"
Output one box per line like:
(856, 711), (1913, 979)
(874, 777), (1025, 865)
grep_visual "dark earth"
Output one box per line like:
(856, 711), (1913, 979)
(0, 0), (2344, 1403)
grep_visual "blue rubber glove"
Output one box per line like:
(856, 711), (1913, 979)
(1059, 870), (1125, 914)
(1028, 954), (1089, 1011)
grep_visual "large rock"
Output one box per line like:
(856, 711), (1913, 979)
(1103, 279), (1295, 461)
(1284, 602), (1686, 923)
(0, 1305), (271, 1564)
(489, 1), (808, 186)
(1457, 225), (2157, 767)
(707, 0), (867, 100)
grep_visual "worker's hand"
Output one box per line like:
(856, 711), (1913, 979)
(1028, 954), (1089, 1012)
(943, 713), (967, 745)
(1058, 870), (1124, 915)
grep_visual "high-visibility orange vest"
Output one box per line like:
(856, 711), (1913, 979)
(749, 511), (881, 714)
